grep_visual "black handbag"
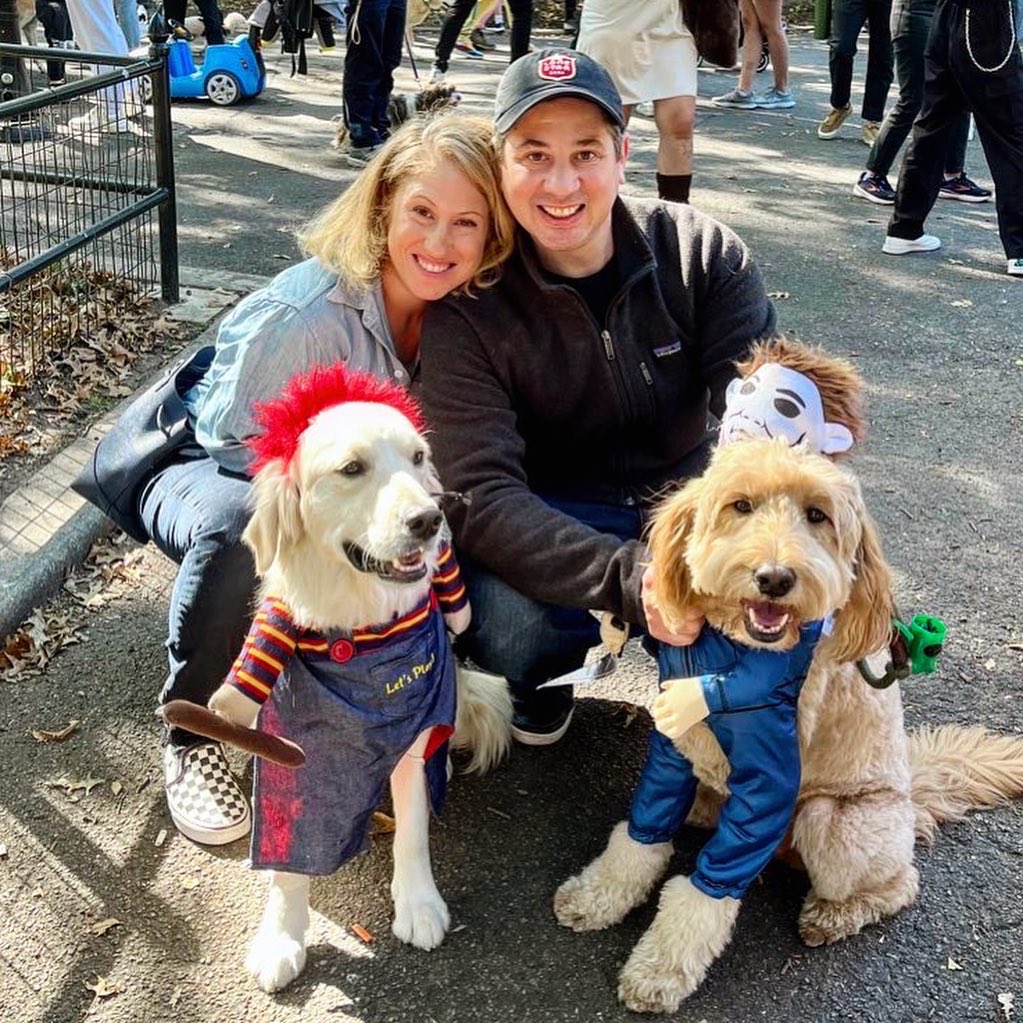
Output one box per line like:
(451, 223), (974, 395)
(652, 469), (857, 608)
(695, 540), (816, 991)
(71, 345), (216, 543)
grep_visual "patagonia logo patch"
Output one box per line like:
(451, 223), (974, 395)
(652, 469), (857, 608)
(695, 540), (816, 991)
(653, 341), (682, 358)
(538, 54), (577, 81)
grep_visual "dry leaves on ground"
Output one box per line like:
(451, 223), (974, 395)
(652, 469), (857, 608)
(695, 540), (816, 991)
(0, 608), (87, 681)
(84, 974), (125, 1013)
(63, 533), (146, 610)
(30, 719), (80, 743)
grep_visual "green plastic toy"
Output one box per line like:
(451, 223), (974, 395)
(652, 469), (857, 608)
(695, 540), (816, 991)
(857, 612), (947, 689)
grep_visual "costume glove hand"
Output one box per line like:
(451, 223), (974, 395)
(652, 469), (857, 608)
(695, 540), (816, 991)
(208, 682), (261, 729)
(653, 677), (710, 740)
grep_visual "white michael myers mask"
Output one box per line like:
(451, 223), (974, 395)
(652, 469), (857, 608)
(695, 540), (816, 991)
(719, 363), (855, 455)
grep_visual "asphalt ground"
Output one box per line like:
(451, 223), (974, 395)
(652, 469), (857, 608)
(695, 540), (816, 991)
(1, 23), (1021, 1023)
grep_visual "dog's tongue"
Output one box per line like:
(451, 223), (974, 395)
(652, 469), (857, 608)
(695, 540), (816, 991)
(749, 601), (788, 629)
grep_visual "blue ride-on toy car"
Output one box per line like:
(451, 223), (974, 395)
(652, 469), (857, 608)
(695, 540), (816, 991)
(162, 34), (265, 105)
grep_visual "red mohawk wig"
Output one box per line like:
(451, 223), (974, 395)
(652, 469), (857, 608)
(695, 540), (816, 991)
(247, 362), (426, 475)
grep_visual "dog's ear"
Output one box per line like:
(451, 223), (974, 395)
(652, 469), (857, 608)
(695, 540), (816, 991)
(243, 459), (302, 576)
(825, 503), (894, 664)
(646, 481), (700, 626)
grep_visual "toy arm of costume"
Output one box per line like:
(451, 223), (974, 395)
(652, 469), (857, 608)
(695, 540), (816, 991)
(420, 304), (649, 627)
(652, 677), (711, 740)
(194, 293), (349, 474)
(208, 596), (300, 725)
(433, 541), (471, 635)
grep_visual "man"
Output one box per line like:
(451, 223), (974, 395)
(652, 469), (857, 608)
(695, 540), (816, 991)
(817, 0), (894, 144)
(419, 49), (776, 744)
(883, 0), (1023, 276)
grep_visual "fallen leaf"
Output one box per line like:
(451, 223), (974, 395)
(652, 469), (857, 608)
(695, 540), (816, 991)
(85, 974), (125, 1013)
(88, 918), (121, 936)
(946, 956), (964, 970)
(998, 992), (1014, 1020)
(48, 774), (105, 796)
(30, 719), (80, 743)
(110, 781), (123, 796)
(351, 922), (374, 945)
(371, 811), (395, 834)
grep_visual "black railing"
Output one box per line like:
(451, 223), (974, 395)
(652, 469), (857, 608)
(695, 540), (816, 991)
(0, 28), (178, 391)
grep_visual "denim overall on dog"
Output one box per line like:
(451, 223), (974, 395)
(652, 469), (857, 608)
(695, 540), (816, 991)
(629, 621), (824, 900)
(227, 546), (466, 876)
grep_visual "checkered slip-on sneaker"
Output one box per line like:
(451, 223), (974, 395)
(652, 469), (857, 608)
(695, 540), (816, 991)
(164, 742), (251, 845)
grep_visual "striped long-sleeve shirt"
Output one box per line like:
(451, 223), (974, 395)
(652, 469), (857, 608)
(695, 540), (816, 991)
(227, 542), (468, 704)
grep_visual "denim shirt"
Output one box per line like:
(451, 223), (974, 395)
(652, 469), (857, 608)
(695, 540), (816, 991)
(183, 257), (411, 475)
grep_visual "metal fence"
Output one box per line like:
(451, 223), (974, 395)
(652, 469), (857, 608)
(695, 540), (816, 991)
(0, 28), (177, 394)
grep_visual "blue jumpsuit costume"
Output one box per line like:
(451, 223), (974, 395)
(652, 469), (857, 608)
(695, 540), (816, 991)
(629, 622), (824, 900)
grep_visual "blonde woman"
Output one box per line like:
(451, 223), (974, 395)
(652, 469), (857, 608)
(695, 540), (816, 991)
(131, 114), (514, 847)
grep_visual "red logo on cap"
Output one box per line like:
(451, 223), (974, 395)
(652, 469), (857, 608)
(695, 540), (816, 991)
(537, 54), (577, 81)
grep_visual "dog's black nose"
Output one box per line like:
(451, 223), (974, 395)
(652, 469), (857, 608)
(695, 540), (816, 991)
(754, 566), (796, 598)
(406, 510), (443, 541)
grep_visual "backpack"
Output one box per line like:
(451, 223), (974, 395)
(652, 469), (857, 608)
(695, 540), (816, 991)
(263, 0), (316, 75)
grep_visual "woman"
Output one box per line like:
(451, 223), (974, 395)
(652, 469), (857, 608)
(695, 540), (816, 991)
(140, 113), (514, 846)
(712, 0), (794, 110)
(576, 0), (700, 203)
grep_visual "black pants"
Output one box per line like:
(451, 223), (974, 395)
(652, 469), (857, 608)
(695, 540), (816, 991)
(829, 0), (896, 119)
(164, 0), (226, 44)
(36, 0), (72, 82)
(343, 0), (405, 147)
(889, 0), (1023, 257)
(866, 0), (969, 176)
(434, 0), (533, 71)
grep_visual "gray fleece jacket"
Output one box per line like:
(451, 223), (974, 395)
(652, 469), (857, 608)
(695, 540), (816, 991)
(419, 196), (776, 628)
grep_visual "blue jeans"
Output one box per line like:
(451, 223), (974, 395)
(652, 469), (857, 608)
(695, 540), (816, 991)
(137, 445), (257, 746)
(829, 0), (895, 121)
(343, 0), (406, 147)
(456, 496), (644, 697)
(866, 0), (968, 177)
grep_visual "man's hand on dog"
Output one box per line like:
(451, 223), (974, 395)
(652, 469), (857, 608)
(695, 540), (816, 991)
(641, 567), (704, 646)
(653, 677), (710, 740)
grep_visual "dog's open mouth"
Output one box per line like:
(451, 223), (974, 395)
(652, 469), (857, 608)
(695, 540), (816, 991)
(742, 600), (793, 643)
(343, 542), (429, 583)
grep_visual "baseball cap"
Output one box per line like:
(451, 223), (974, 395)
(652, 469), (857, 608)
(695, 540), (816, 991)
(494, 48), (626, 133)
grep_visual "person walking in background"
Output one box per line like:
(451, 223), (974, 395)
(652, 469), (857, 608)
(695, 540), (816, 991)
(713, 0), (794, 109)
(852, 0), (990, 204)
(577, 0), (700, 203)
(164, 0), (225, 44)
(341, 0), (406, 167)
(430, 0), (531, 82)
(817, 0), (893, 142)
(883, 0), (1023, 276)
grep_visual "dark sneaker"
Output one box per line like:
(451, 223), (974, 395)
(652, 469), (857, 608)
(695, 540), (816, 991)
(939, 173), (992, 203)
(1008, 258), (1023, 277)
(454, 41), (484, 59)
(511, 686), (574, 746)
(469, 28), (495, 51)
(344, 143), (383, 168)
(852, 171), (896, 205)
(164, 742), (251, 845)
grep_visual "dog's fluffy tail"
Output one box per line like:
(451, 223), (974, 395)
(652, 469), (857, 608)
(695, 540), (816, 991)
(909, 724), (1023, 842)
(451, 665), (513, 775)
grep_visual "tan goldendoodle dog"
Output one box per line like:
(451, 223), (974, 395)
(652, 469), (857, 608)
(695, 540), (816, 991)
(555, 341), (1023, 1014)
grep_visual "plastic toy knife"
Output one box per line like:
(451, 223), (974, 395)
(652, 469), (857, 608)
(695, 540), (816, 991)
(537, 612), (629, 688)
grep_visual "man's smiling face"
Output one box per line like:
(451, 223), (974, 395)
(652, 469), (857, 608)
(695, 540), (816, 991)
(499, 97), (628, 278)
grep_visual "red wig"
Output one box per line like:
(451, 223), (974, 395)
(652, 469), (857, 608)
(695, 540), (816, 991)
(247, 362), (425, 475)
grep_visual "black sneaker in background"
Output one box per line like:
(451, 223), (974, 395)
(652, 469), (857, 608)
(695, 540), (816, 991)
(939, 173), (992, 203)
(511, 685), (574, 746)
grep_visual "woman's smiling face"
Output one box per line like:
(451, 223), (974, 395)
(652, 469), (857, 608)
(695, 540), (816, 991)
(383, 160), (491, 304)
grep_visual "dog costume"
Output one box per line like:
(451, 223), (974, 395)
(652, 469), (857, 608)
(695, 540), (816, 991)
(225, 552), (467, 875)
(631, 362), (851, 899)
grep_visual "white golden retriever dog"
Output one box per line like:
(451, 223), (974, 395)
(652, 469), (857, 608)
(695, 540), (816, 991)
(207, 363), (511, 993)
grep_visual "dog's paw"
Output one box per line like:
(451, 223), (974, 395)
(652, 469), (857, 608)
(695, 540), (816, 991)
(553, 872), (623, 932)
(245, 930), (308, 993)
(392, 886), (450, 950)
(617, 956), (695, 1015)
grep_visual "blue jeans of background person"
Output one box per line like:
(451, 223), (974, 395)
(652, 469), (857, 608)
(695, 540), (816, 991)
(343, 0), (406, 148)
(866, 0), (967, 177)
(137, 445), (257, 747)
(456, 495), (644, 697)
(115, 0), (142, 49)
(890, 0), (1023, 258)
(163, 0), (226, 43)
(829, 0), (895, 121)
